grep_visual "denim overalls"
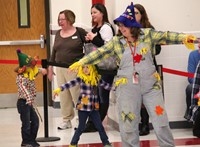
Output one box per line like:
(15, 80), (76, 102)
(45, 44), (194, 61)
(115, 39), (175, 147)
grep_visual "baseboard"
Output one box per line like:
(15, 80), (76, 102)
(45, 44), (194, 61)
(53, 101), (60, 108)
(0, 93), (43, 108)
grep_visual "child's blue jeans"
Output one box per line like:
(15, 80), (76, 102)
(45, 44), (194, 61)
(17, 99), (39, 145)
(71, 110), (110, 145)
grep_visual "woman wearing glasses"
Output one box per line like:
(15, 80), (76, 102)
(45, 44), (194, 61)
(48, 9), (87, 130)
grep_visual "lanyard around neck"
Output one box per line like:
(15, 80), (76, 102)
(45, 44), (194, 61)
(126, 39), (137, 66)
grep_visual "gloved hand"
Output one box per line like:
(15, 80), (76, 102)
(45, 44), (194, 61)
(53, 87), (61, 99)
(183, 35), (197, 50)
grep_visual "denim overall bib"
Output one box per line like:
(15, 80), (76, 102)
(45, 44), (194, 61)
(115, 38), (175, 147)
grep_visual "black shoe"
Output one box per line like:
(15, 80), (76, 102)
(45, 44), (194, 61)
(139, 125), (150, 136)
(33, 142), (40, 147)
(193, 130), (200, 138)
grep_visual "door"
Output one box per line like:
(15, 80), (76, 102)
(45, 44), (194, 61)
(0, 0), (47, 107)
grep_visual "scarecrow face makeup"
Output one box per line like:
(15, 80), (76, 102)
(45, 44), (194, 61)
(83, 65), (90, 75)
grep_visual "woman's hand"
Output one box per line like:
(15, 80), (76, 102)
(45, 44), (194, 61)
(47, 66), (55, 82)
(41, 68), (47, 75)
(86, 32), (97, 41)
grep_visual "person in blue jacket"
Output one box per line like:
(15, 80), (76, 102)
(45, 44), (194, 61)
(185, 49), (200, 119)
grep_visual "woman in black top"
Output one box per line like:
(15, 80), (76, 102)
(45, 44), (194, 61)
(84, 3), (115, 132)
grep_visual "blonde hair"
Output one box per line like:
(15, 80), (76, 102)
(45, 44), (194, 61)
(77, 65), (100, 86)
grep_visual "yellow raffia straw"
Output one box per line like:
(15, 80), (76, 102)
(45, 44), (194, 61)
(23, 66), (39, 80)
(183, 35), (197, 50)
(69, 61), (82, 71)
(115, 78), (127, 87)
(77, 65), (100, 86)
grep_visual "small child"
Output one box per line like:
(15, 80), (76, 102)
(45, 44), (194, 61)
(15, 49), (47, 147)
(53, 65), (112, 147)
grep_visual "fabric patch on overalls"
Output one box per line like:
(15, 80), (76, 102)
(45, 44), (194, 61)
(155, 105), (164, 115)
(140, 47), (148, 55)
(121, 111), (135, 122)
(115, 78), (128, 87)
(133, 53), (142, 63)
(153, 82), (161, 90)
(153, 72), (161, 81)
(153, 72), (161, 90)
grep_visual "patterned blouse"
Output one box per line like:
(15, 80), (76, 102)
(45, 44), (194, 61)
(60, 77), (111, 111)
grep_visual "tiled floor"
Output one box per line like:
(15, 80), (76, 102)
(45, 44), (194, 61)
(1, 107), (200, 147)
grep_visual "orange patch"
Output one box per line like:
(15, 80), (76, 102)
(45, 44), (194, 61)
(82, 96), (89, 105)
(95, 103), (99, 109)
(77, 104), (83, 109)
(155, 105), (164, 115)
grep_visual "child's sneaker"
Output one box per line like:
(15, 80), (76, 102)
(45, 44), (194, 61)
(69, 145), (77, 147)
(104, 143), (112, 147)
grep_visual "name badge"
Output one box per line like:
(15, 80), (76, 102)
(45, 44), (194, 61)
(132, 72), (139, 84)
(72, 36), (78, 39)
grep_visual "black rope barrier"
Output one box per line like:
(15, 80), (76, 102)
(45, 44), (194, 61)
(48, 61), (117, 75)
(48, 61), (70, 68)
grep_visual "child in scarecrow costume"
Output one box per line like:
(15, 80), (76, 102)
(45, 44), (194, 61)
(69, 2), (198, 147)
(15, 49), (47, 147)
(53, 65), (112, 147)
